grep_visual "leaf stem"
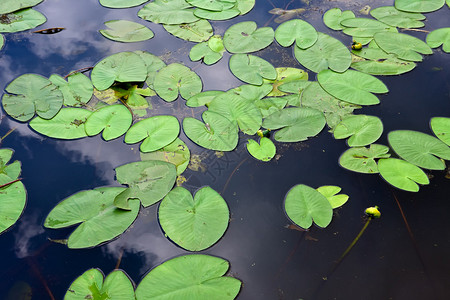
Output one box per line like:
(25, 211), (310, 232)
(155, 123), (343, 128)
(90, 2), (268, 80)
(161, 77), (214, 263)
(0, 178), (22, 189)
(1, 127), (16, 141)
(63, 67), (93, 79)
(400, 28), (430, 33)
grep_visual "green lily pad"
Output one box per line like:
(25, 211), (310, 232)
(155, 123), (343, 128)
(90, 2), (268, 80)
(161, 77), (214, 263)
(114, 160), (177, 209)
(284, 184), (333, 229)
(164, 19), (213, 42)
(264, 67), (308, 97)
(140, 138), (190, 175)
(190, 41), (223, 65)
(246, 137), (276, 162)
(186, 90), (224, 107)
(0, 34), (4, 50)
(2, 74), (63, 122)
(183, 110), (239, 151)
(317, 69), (388, 106)
(430, 117), (450, 146)
(124, 115), (180, 153)
(235, 0), (254, 14)
(351, 48), (416, 75)
(0, 0), (43, 14)
(159, 186), (229, 251)
(84, 105), (132, 141)
(333, 115), (383, 147)
(294, 32), (351, 73)
(316, 185), (349, 209)
(341, 18), (398, 38)
(373, 32), (433, 62)
(65, 269), (135, 300)
(395, 0), (445, 13)
(0, 149), (21, 185)
(91, 52), (148, 91)
(229, 54), (277, 85)
(388, 130), (450, 170)
(0, 8), (46, 33)
(254, 97), (287, 118)
(49, 73), (93, 107)
(187, 0), (235, 11)
(378, 158), (430, 192)
(100, 20), (154, 43)
(154, 63), (203, 102)
(262, 107), (326, 142)
(426, 28), (450, 53)
(275, 19), (317, 49)
(323, 8), (355, 31)
(223, 21), (274, 53)
(0, 181), (26, 235)
(135, 255), (241, 299)
(29, 108), (91, 139)
(138, 0), (199, 25)
(112, 84), (153, 109)
(370, 6), (425, 28)
(135, 51), (166, 89)
(44, 187), (139, 248)
(229, 83), (272, 101)
(194, 7), (240, 20)
(339, 144), (391, 173)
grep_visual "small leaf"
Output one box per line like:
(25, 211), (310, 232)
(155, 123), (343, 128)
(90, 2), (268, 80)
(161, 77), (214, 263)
(140, 138), (190, 175)
(84, 105), (132, 141)
(229, 54), (277, 85)
(275, 19), (317, 49)
(378, 158), (429, 192)
(246, 137), (276, 162)
(426, 28), (450, 53)
(223, 21), (274, 53)
(317, 185), (349, 209)
(323, 8), (355, 31)
(49, 73), (93, 107)
(339, 144), (391, 174)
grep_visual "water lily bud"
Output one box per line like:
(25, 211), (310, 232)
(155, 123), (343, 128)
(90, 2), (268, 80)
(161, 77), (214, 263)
(365, 206), (381, 218)
(352, 41), (363, 50)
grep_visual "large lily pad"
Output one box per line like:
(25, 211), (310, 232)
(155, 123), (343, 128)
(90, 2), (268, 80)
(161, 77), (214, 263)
(388, 130), (450, 170)
(164, 19), (213, 42)
(229, 54), (277, 85)
(223, 21), (274, 53)
(100, 20), (154, 43)
(84, 105), (132, 141)
(140, 138), (190, 175)
(341, 18), (398, 38)
(44, 187), (140, 249)
(262, 107), (326, 142)
(426, 28), (450, 53)
(378, 158), (430, 192)
(370, 6), (425, 28)
(317, 69), (388, 106)
(99, 0), (149, 8)
(246, 137), (276, 162)
(284, 184), (333, 229)
(135, 255), (241, 300)
(339, 144), (391, 173)
(124, 115), (180, 152)
(395, 0), (445, 13)
(159, 186), (229, 251)
(65, 269), (135, 300)
(49, 73), (93, 107)
(0, 0), (43, 14)
(0, 8), (46, 33)
(138, 0), (199, 25)
(323, 8), (355, 31)
(29, 108), (92, 139)
(430, 117), (450, 146)
(2, 74), (63, 122)
(275, 19), (317, 49)
(351, 48), (416, 75)
(333, 115), (383, 147)
(373, 32), (433, 62)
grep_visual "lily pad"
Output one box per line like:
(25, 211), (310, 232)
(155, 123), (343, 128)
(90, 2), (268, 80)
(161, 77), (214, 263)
(154, 63), (202, 102)
(339, 144), (391, 173)
(49, 73), (93, 107)
(223, 21), (274, 53)
(112, 84), (153, 109)
(29, 108), (91, 139)
(114, 160), (177, 208)
(370, 6), (425, 28)
(426, 28), (450, 53)
(373, 32), (433, 62)
(124, 115), (180, 152)
(275, 19), (317, 49)
(265, 67), (308, 97)
(138, 0), (199, 25)
(284, 184), (333, 229)
(65, 269), (135, 300)
(0, 34), (3, 50)
(378, 158), (429, 192)
(91, 52), (147, 91)
(316, 185), (349, 209)
(194, 7), (240, 20)
(0, 0), (43, 14)
(44, 187), (140, 248)
(254, 97), (287, 118)
(262, 107), (326, 142)
(229, 54), (277, 85)
(294, 32), (351, 73)
(135, 255), (241, 300)
(323, 8), (355, 31)
(333, 115), (383, 146)
(430, 117), (450, 146)
(0, 8), (46, 33)
(395, 0), (445, 13)
(84, 105), (132, 141)
(341, 18), (398, 38)
(229, 83), (272, 102)
(235, 0), (254, 14)
(0, 182), (26, 235)
(190, 41), (223, 65)
(183, 110), (239, 151)
(246, 137), (276, 162)
(100, 20), (154, 43)
(186, 90), (224, 107)
(186, 0), (235, 11)
(135, 51), (166, 88)
(317, 69), (388, 106)
(159, 186), (229, 251)
(0, 149), (21, 185)
(164, 19), (213, 42)
(388, 130), (450, 170)
(140, 138), (190, 175)
(2, 74), (63, 122)
(351, 48), (416, 75)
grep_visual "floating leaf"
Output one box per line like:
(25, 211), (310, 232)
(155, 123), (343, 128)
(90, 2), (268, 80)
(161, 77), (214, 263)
(426, 28), (450, 53)
(91, 52), (147, 91)
(124, 115), (180, 152)
(159, 186), (229, 251)
(0, 149), (21, 184)
(229, 54), (277, 85)
(317, 186), (349, 209)
(333, 115), (383, 147)
(187, 0), (235, 11)
(378, 158), (429, 192)
(183, 110), (239, 151)
(339, 144), (390, 173)
(254, 97), (287, 118)
(370, 6), (425, 28)
(194, 7), (240, 20)
(351, 48), (416, 75)
(190, 41), (223, 65)
(317, 69), (388, 106)
(29, 108), (91, 139)
(135, 51), (166, 88)
(114, 161), (177, 208)
(388, 130), (450, 170)
(246, 137), (276, 162)
(154, 63), (202, 102)
(430, 117), (450, 146)
(135, 255), (241, 299)
(341, 18), (397, 38)
(164, 19), (213, 42)
(294, 32), (351, 73)
(373, 32), (433, 62)
(265, 67), (308, 97)
(186, 90), (224, 107)
(262, 107), (326, 142)
(275, 19), (317, 49)
(284, 184), (333, 229)
(138, 0), (199, 25)
(323, 8), (355, 31)
(140, 138), (190, 175)
(395, 0), (445, 13)
(84, 105), (132, 141)
(0, 34), (4, 50)
(235, 0), (254, 14)
(0, 8), (46, 33)
(100, 20), (154, 43)
(223, 21), (274, 53)
(112, 84), (152, 109)
(0, 0), (43, 14)
(49, 73), (93, 107)
(229, 83), (272, 101)
(44, 187), (139, 248)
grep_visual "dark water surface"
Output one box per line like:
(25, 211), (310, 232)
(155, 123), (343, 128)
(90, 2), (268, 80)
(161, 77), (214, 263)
(1, 0), (450, 299)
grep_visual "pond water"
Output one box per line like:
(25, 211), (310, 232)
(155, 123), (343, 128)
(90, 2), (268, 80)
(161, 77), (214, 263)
(0, 0), (450, 299)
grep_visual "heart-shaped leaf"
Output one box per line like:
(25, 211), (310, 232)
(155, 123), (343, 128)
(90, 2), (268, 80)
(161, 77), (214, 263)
(378, 158), (430, 192)
(0, 8), (46, 33)
(84, 105), (132, 141)
(323, 8), (355, 30)
(351, 48), (416, 75)
(229, 54), (277, 85)
(426, 28), (450, 53)
(164, 19), (213, 42)
(430, 117), (450, 146)
(339, 144), (391, 173)
(138, 0), (199, 25)
(341, 18), (398, 38)
(275, 19), (317, 49)
(317, 185), (349, 209)
(140, 138), (190, 175)
(373, 32), (433, 62)
(49, 73), (93, 107)
(333, 114), (383, 146)
(370, 6), (425, 28)
(223, 21), (274, 53)
(100, 20), (154, 43)
(246, 137), (276, 162)
(395, 0), (445, 13)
